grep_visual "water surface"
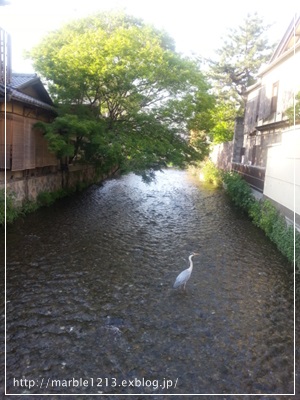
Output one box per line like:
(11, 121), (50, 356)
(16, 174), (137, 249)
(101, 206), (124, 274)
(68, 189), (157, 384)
(3, 169), (294, 396)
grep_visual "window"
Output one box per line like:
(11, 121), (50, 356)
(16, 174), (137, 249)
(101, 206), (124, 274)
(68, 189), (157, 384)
(270, 81), (279, 114)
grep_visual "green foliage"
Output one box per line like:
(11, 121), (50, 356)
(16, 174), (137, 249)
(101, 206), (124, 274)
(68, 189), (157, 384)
(222, 171), (255, 212)
(189, 130), (210, 160)
(207, 13), (275, 114)
(255, 200), (279, 238)
(0, 190), (43, 225)
(271, 218), (300, 267)
(34, 115), (101, 160)
(36, 191), (57, 207)
(28, 11), (214, 177)
(208, 101), (235, 143)
(250, 199), (300, 268)
(223, 172), (300, 269)
(0, 189), (19, 225)
(285, 91), (300, 123)
(198, 159), (223, 186)
(1, 183), (96, 225)
(21, 200), (39, 215)
(36, 189), (71, 207)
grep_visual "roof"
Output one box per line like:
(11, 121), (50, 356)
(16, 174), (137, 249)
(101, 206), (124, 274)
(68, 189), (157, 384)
(0, 84), (55, 112)
(269, 15), (300, 63)
(245, 15), (300, 93)
(10, 73), (39, 88)
(0, 72), (56, 113)
(257, 15), (300, 77)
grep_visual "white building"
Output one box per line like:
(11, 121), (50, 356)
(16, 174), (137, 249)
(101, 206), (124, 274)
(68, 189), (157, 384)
(233, 15), (300, 226)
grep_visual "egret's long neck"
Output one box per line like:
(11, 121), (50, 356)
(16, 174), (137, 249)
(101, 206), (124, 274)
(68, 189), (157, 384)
(188, 255), (194, 270)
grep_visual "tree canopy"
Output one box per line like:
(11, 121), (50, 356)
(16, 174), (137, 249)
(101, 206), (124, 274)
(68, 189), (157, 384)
(204, 13), (275, 144)
(207, 13), (274, 111)
(29, 12), (214, 178)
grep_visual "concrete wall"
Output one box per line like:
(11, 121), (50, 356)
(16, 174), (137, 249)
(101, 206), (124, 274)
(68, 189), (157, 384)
(264, 126), (300, 222)
(210, 141), (233, 171)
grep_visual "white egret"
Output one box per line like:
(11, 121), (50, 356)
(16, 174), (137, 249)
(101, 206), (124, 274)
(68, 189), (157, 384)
(173, 252), (200, 290)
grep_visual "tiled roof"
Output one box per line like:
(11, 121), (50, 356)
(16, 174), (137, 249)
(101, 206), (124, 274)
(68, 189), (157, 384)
(11, 73), (39, 89)
(0, 73), (56, 113)
(13, 88), (55, 111)
(0, 83), (56, 112)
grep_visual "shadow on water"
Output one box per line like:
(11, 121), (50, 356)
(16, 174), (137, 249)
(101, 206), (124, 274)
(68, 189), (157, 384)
(1, 169), (296, 396)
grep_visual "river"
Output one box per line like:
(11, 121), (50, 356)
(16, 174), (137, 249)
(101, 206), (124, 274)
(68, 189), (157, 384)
(2, 169), (295, 397)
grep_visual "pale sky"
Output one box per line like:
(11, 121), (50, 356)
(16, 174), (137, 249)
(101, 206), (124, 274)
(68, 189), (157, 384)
(0, 0), (298, 73)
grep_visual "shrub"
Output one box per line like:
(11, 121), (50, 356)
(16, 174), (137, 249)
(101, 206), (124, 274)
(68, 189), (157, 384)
(0, 189), (20, 225)
(222, 171), (300, 270)
(271, 218), (297, 265)
(190, 159), (223, 186)
(200, 159), (223, 186)
(222, 172), (255, 212)
(21, 199), (39, 215)
(258, 200), (280, 238)
(36, 189), (69, 207)
(36, 191), (56, 207)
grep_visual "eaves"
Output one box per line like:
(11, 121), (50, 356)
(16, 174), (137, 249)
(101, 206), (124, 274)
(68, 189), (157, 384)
(255, 119), (290, 131)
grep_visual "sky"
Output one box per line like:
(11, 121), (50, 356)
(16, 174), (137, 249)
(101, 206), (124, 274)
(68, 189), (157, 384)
(0, 0), (298, 73)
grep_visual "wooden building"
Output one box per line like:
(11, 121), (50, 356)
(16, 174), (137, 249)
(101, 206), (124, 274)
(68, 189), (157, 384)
(0, 72), (58, 175)
(0, 26), (62, 205)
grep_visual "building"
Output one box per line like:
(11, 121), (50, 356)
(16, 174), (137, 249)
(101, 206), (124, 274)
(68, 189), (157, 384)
(0, 27), (61, 204)
(0, 27), (112, 208)
(0, 72), (58, 172)
(231, 15), (300, 225)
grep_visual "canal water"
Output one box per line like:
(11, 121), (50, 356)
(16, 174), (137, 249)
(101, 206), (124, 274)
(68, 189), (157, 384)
(2, 169), (295, 396)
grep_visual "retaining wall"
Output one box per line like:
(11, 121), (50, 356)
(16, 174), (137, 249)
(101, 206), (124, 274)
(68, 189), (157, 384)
(210, 141), (233, 171)
(0, 165), (107, 207)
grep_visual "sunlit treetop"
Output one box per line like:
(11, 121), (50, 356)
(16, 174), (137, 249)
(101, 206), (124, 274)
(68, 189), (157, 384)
(29, 11), (215, 177)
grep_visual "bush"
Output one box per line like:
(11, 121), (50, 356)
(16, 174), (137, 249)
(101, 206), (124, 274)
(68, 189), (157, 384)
(222, 172), (255, 212)
(0, 189), (20, 225)
(222, 171), (300, 270)
(21, 200), (39, 215)
(271, 218), (298, 266)
(201, 159), (223, 186)
(256, 199), (279, 238)
(36, 191), (56, 207)
(190, 159), (223, 186)
(36, 189), (69, 207)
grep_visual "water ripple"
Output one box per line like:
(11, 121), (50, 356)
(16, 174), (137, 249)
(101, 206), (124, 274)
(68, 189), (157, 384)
(3, 169), (294, 396)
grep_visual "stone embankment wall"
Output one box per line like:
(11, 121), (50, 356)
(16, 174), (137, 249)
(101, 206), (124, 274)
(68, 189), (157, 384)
(0, 165), (109, 207)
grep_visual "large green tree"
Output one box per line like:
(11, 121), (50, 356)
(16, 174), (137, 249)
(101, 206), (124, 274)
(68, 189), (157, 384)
(208, 13), (274, 109)
(205, 13), (275, 143)
(29, 12), (214, 177)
